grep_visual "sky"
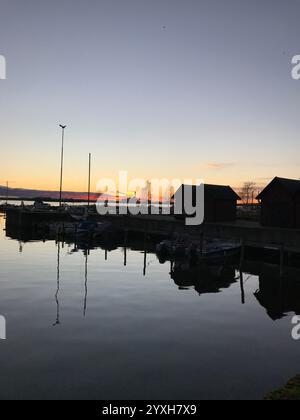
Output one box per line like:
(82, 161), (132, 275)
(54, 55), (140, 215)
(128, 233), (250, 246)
(1, 0), (300, 193)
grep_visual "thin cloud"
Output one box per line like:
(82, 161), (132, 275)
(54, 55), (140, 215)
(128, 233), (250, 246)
(254, 177), (273, 181)
(204, 161), (236, 170)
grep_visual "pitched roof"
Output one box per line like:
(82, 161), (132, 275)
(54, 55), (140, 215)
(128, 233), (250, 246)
(257, 177), (300, 199)
(174, 184), (240, 200)
(204, 184), (240, 200)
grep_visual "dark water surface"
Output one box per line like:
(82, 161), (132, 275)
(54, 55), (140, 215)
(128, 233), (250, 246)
(0, 213), (299, 400)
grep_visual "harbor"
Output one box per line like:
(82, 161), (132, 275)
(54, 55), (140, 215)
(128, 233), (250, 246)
(2, 0), (300, 402)
(3, 203), (300, 271)
(1, 209), (300, 400)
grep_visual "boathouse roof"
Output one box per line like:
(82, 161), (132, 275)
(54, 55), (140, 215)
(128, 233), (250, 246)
(174, 184), (240, 200)
(257, 177), (300, 200)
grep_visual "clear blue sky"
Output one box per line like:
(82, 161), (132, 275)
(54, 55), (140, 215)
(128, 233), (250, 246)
(1, 0), (300, 192)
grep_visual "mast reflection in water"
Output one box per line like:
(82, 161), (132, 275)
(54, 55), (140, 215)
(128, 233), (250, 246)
(1, 214), (300, 400)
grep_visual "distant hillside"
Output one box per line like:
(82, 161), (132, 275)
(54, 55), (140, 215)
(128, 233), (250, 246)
(0, 185), (101, 201)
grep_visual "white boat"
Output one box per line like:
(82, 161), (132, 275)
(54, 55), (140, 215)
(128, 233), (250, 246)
(156, 237), (241, 261)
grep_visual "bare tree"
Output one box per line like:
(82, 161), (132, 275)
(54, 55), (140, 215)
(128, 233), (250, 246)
(240, 181), (257, 205)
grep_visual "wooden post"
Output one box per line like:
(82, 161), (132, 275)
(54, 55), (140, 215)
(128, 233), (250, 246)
(56, 224), (60, 242)
(62, 223), (65, 244)
(239, 239), (245, 271)
(43, 224), (46, 242)
(18, 209), (22, 228)
(74, 224), (78, 248)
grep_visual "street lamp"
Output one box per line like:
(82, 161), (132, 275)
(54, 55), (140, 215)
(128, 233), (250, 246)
(59, 124), (67, 208)
(87, 153), (91, 210)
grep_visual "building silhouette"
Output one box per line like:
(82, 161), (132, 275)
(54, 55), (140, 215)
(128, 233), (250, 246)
(173, 184), (240, 222)
(257, 177), (300, 228)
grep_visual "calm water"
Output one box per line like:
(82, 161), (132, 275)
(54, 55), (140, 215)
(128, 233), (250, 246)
(0, 213), (300, 400)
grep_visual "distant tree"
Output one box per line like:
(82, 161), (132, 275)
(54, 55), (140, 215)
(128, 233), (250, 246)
(240, 182), (257, 205)
(146, 180), (152, 204)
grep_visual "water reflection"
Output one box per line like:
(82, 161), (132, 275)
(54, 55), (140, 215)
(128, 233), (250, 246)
(254, 265), (300, 320)
(143, 248), (147, 276)
(170, 260), (238, 295)
(4, 214), (300, 400)
(5, 221), (300, 323)
(240, 271), (246, 305)
(51, 234), (91, 323)
(53, 241), (61, 326)
(83, 250), (88, 317)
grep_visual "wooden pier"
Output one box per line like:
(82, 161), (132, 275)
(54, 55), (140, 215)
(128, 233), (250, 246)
(99, 214), (300, 253)
(5, 207), (300, 256)
(5, 207), (73, 228)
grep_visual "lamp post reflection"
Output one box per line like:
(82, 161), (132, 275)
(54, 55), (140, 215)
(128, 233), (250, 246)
(53, 241), (61, 326)
(83, 251), (88, 317)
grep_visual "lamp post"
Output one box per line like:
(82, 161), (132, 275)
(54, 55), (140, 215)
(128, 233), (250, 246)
(87, 153), (91, 210)
(59, 124), (67, 208)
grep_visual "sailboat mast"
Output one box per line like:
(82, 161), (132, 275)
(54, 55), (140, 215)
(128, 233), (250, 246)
(87, 153), (91, 209)
(59, 124), (67, 208)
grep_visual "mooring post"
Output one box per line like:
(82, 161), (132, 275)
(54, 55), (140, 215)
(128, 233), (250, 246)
(43, 224), (46, 242)
(18, 209), (22, 229)
(124, 229), (128, 245)
(74, 224), (78, 248)
(143, 230), (147, 276)
(62, 223), (65, 244)
(56, 225), (59, 242)
(239, 238), (245, 271)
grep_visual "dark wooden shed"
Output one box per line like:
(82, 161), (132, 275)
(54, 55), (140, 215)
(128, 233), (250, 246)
(256, 177), (300, 228)
(173, 184), (240, 223)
